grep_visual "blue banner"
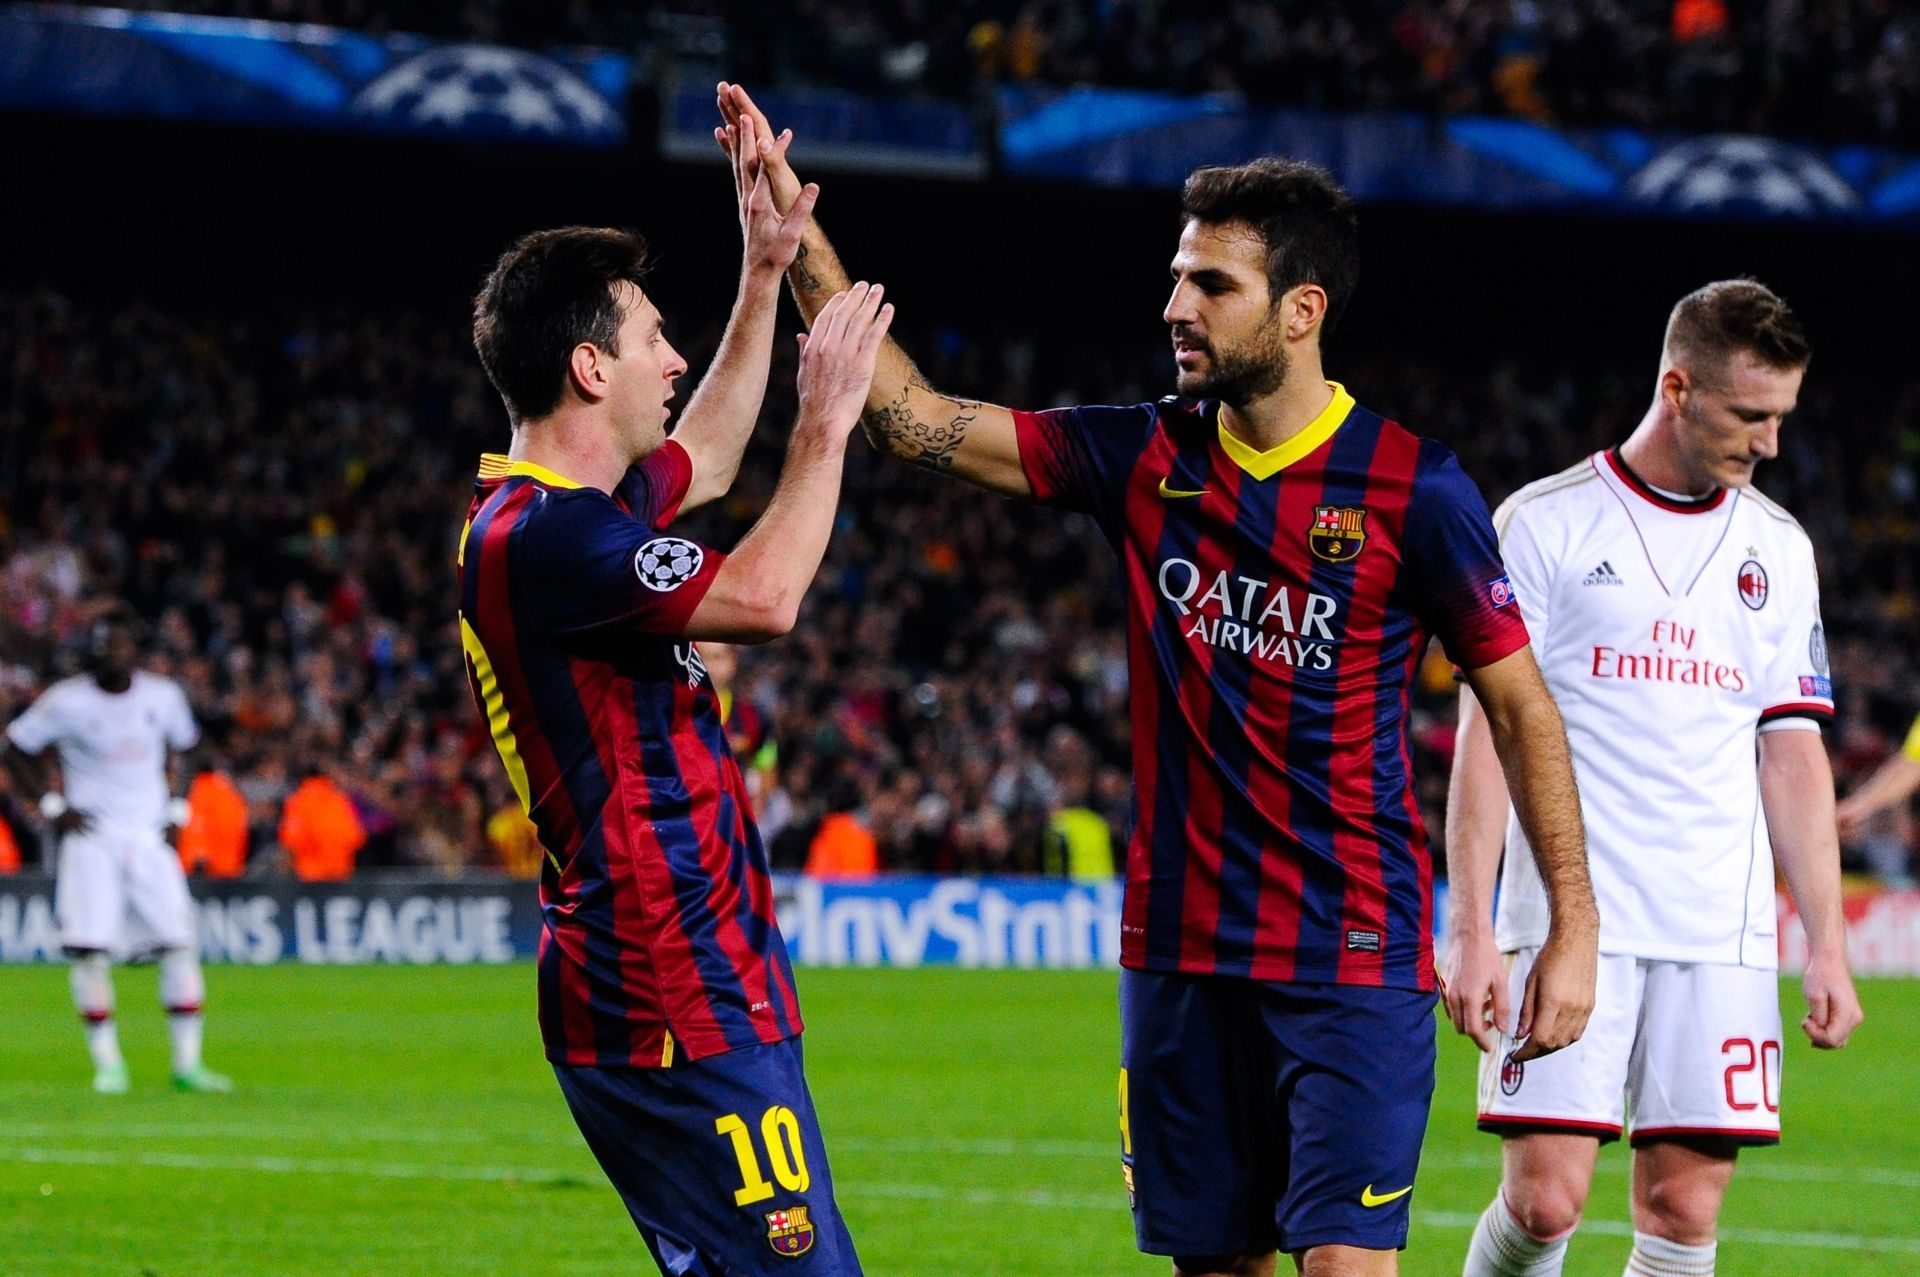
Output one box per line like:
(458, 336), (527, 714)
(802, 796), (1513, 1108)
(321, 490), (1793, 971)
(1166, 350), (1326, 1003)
(660, 81), (984, 178)
(998, 86), (1920, 227)
(773, 875), (1123, 968)
(0, 5), (629, 146)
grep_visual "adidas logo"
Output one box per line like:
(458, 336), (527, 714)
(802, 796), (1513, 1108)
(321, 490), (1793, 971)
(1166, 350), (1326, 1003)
(1582, 560), (1624, 587)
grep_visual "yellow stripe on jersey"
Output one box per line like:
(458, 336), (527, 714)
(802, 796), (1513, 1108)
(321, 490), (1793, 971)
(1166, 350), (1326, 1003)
(1903, 713), (1920, 762)
(476, 453), (585, 489)
(662, 1030), (675, 1068)
(1217, 381), (1356, 481)
(457, 517), (472, 568)
(460, 615), (533, 816)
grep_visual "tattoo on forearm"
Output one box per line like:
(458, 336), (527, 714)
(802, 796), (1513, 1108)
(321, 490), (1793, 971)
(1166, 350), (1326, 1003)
(862, 372), (978, 470)
(791, 243), (824, 295)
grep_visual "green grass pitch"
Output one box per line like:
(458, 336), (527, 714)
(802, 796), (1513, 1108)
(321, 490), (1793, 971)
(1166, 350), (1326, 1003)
(2, 965), (1915, 1275)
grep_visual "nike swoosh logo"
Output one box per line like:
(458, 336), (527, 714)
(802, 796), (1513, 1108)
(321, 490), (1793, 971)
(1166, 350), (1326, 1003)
(1361, 1184), (1413, 1208)
(1157, 477), (1209, 499)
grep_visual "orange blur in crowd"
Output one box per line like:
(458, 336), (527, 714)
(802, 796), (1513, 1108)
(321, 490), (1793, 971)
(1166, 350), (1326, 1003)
(278, 773), (367, 881)
(177, 771), (249, 878)
(805, 811), (879, 878)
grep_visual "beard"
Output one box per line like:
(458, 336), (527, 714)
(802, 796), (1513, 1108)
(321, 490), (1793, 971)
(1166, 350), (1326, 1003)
(1173, 323), (1290, 406)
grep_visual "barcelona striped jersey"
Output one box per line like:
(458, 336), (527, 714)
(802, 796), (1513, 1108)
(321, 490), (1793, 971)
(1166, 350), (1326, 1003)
(1013, 384), (1529, 990)
(457, 442), (803, 1067)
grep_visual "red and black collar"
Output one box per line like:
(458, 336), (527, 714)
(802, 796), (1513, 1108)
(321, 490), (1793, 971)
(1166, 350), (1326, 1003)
(1604, 448), (1726, 514)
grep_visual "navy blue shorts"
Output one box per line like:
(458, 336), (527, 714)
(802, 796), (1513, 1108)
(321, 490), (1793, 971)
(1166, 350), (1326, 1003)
(1119, 969), (1437, 1257)
(553, 1038), (862, 1276)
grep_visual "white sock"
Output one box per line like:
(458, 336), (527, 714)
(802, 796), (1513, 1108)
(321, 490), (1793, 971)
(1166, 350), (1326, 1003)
(168, 1010), (204, 1075)
(159, 948), (206, 1074)
(1624, 1232), (1715, 1276)
(70, 954), (123, 1071)
(1464, 1193), (1571, 1277)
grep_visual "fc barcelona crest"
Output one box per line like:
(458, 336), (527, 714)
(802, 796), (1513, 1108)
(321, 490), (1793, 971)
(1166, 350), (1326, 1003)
(765, 1206), (816, 1258)
(1309, 505), (1368, 564)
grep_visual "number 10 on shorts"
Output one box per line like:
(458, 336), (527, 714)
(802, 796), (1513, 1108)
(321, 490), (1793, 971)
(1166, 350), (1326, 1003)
(716, 1107), (812, 1205)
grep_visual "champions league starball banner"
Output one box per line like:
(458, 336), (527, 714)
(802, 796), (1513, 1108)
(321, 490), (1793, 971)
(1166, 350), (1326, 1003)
(0, 5), (629, 146)
(996, 86), (1920, 227)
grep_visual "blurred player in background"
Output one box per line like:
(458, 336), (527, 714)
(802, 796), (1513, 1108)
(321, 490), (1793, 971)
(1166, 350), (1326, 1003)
(701, 641), (779, 814)
(1445, 281), (1864, 1277)
(1, 607), (231, 1094)
(1835, 713), (1920, 856)
(718, 84), (1598, 1277)
(459, 117), (888, 1275)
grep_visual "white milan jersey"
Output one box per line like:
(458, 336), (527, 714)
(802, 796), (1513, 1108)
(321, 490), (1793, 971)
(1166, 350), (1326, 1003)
(6, 672), (199, 833)
(1490, 451), (1831, 969)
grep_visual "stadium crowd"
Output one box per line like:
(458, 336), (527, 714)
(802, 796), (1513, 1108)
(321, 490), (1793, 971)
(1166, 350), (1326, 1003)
(95, 0), (1920, 147)
(1, 287), (1917, 881)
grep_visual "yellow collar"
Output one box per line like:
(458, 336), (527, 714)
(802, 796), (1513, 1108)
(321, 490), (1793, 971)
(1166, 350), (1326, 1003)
(1216, 382), (1355, 481)
(477, 453), (585, 489)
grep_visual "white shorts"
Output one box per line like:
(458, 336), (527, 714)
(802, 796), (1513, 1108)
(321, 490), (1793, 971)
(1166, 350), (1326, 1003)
(55, 825), (197, 956)
(1476, 948), (1783, 1147)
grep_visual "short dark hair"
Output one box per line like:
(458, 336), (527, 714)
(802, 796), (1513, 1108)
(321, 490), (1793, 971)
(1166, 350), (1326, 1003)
(472, 227), (652, 422)
(1664, 279), (1810, 380)
(1180, 158), (1359, 337)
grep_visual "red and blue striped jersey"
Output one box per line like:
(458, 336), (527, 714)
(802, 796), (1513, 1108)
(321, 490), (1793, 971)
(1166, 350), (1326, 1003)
(1014, 385), (1528, 991)
(457, 442), (803, 1067)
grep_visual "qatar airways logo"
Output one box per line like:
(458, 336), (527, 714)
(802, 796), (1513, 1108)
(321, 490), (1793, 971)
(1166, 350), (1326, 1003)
(1157, 558), (1339, 669)
(1590, 620), (1747, 692)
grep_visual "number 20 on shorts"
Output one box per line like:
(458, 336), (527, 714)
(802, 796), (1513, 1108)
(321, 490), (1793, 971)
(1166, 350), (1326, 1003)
(716, 1107), (812, 1205)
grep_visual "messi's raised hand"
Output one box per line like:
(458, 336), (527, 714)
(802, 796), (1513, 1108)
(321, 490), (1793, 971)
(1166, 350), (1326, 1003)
(716, 82), (804, 215)
(718, 112), (818, 279)
(795, 283), (893, 439)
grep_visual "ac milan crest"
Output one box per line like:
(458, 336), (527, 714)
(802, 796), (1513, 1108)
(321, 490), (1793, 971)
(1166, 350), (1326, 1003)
(1736, 559), (1769, 611)
(1499, 1051), (1525, 1096)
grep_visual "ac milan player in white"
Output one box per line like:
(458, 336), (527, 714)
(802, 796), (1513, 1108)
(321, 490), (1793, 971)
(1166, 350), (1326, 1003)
(2, 609), (232, 1094)
(1443, 281), (1863, 1277)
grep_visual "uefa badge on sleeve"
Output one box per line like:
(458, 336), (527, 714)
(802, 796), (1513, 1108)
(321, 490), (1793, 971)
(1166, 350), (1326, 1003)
(765, 1206), (816, 1257)
(1488, 575), (1516, 609)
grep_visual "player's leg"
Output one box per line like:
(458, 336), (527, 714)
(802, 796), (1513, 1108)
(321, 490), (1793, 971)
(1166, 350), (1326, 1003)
(54, 829), (128, 1092)
(1257, 981), (1436, 1276)
(1622, 1140), (1735, 1275)
(1619, 960), (1783, 1275)
(1120, 969), (1281, 1272)
(1461, 1135), (1599, 1276)
(126, 832), (230, 1091)
(552, 1036), (861, 1275)
(1464, 950), (1640, 1276)
(1173, 1253), (1276, 1277)
(66, 947), (126, 1092)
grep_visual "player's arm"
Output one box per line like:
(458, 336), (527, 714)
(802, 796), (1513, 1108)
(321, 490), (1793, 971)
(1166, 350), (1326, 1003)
(1760, 727), (1864, 1049)
(671, 115), (823, 513)
(0, 739), (91, 836)
(1459, 650), (1598, 1061)
(715, 82), (1030, 498)
(1835, 714), (1920, 839)
(683, 283), (895, 641)
(1442, 682), (1517, 1053)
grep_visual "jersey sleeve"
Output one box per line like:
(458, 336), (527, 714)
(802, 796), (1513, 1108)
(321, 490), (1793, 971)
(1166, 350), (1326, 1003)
(5, 687), (65, 755)
(524, 489), (726, 645)
(1902, 713), (1920, 761)
(1756, 535), (1833, 733)
(1403, 442), (1531, 671)
(1012, 403), (1159, 530)
(1492, 493), (1556, 644)
(162, 680), (201, 752)
(614, 439), (695, 530)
